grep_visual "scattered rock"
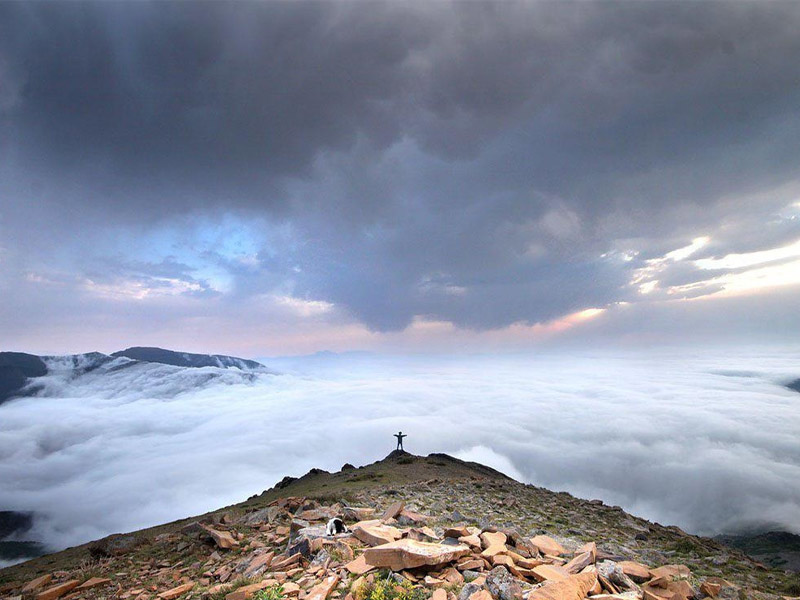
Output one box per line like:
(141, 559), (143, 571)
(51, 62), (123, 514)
(531, 535), (565, 557)
(527, 572), (597, 600)
(158, 583), (195, 600)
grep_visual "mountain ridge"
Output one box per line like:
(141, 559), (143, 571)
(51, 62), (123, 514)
(1, 451), (797, 599)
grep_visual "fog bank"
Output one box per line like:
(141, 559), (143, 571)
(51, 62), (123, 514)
(1, 347), (799, 556)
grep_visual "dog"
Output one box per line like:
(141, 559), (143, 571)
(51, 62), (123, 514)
(326, 517), (348, 536)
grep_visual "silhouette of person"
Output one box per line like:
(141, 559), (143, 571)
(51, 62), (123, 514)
(394, 431), (407, 451)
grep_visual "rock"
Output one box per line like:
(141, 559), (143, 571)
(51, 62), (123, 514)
(341, 507), (376, 521)
(201, 525), (239, 549)
(243, 507), (282, 526)
(480, 531), (508, 557)
(397, 509), (429, 526)
(407, 527), (439, 542)
(75, 578), (112, 591)
(382, 501), (405, 522)
(363, 539), (470, 571)
(574, 542), (597, 562)
(532, 565), (570, 583)
(36, 581), (80, 600)
(352, 520), (403, 546)
(597, 562), (639, 593)
(431, 590), (448, 600)
(305, 575), (339, 600)
(346, 554), (375, 575)
(341, 463), (356, 471)
(468, 591), (493, 600)
(22, 575), (53, 594)
(563, 551), (593, 574)
(158, 583), (195, 600)
(527, 572), (598, 600)
(445, 527), (471, 539)
(649, 565), (690, 580)
(485, 565), (523, 600)
(459, 534), (483, 550)
(458, 583), (483, 600)
(617, 562), (651, 583)
(531, 535), (565, 557)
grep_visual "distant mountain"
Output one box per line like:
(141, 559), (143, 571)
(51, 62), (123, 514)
(0, 348), (267, 404)
(111, 347), (265, 370)
(787, 378), (800, 393)
(0, 352), (47, 403)
(717, 530), (800, 572)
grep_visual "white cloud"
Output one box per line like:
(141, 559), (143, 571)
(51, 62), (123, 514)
(2, 348), (800, 556)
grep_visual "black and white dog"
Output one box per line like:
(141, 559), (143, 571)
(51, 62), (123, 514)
(325, 517), (348, 536)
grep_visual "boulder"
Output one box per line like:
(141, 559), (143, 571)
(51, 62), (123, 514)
(531, 535), (566, 557)
(346, 554), (375, 575)
(382, 501), (406, 522)
(36, 581), (80, 600)
(22, 575), (53, 594)
(563, 551), (593, 574)
(527, 572), (598, 600)
(617, 561), (651, 583)
(352, 520), (403, 546)
(480, 531), (508, 557)
(202, 525), (239, 549)
(649, 565), (691, 580)
(363, 539), (470, 571)
(532, 565), (571, 583)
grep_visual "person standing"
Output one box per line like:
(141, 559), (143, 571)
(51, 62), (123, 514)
(394, 431), (407, 451)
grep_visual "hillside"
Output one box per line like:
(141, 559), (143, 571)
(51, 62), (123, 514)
(1, 451), (797, 600)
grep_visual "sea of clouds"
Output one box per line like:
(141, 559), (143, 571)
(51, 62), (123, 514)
(1, 347), (799, 564)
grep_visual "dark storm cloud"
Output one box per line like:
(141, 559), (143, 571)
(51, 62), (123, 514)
(2, 1), (800, 334)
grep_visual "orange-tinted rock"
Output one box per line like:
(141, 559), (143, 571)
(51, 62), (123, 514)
(305, 575), (339, 600)
(22, 575), (54, 594)
(202, 525), (239, 550)
(531, 535), (566, 557)
(618, 561), (651, 582)
(459, 534), (483, 550)
(75, 578), (112, 591)
(345, 554), (375, 575)
(381, 501), (405, 522)
(527, 572), (598, 600)
(364, 539), (470, 571)
(649, 565), (691, 580)
(468, 591), (493, 600)
(480, 531), (508, 557)
(532, 565), (571, 583)
(158, 583), (195, 600)
(37, 581), (80, 600)
(352, 520), (403, 546)
(457, 558), (485, 571)
(574, 542), (597, 562)
(444, 527), (471, 539)
(700, 582), (721, 598)
(563, 551), (593, 574)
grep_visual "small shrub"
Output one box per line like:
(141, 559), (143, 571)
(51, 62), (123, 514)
(254, 584), (285, 600)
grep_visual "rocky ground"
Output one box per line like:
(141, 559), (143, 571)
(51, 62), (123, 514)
(1, 451), (798, 600)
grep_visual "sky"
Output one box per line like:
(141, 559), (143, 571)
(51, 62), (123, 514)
(2, 1), (800, 356)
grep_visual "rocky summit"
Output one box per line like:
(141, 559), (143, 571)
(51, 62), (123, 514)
(1, 452), (798, 600)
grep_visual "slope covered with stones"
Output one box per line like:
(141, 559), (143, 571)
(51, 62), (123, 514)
(0, 452), (797, 600)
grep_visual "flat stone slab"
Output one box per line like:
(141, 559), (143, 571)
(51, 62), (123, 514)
(364, 538), (470, 571)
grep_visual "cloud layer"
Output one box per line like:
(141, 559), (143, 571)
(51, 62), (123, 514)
(1, 348), (799, 556)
